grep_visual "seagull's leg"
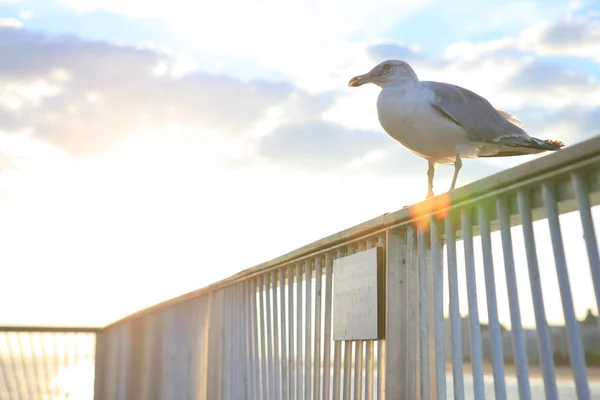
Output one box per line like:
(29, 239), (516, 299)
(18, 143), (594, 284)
(450, 153), (462, 191)
(427, 160), (435, 199)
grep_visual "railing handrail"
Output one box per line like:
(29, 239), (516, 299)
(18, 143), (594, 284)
(0, 325), (101, 333)
(103, 134), (600, 329)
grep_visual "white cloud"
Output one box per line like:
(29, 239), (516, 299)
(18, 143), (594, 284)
(0, 18), (22, 28)
(0, 28), (303, 156)
(444, 38), (518, 62)
(517, 17), (600, 62)
(56, 0), (432, 92)
(18, 10), (33, 19)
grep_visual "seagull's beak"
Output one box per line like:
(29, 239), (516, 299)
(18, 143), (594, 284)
(348, 73), (370, 87)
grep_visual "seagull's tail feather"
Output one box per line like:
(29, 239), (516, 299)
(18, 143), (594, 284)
(540, 138), (565, 149)
(523, 137), (565, 151)
(480, 137), (565, 158)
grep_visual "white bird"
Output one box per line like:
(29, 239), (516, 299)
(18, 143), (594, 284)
(348, 60), (564, 199)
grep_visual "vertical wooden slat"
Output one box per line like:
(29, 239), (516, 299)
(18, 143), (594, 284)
(17, 330), (35, 400)
(236, 284), (246, 400)
(288, 266), (296, 400)
(105, 327), (119, 400)
(271, 271), (282, 400)
(233, 286), (241, 399)
(39, 333), (52, 399)
(27, 333), (40, 399)
(365, 341), (375, 400)
(461, 208), (486, 399)
(305, 259), (313, 400)
(572, 171), (600, 328)
(385, 228), (406, 399)
(342, 341), (353, 400)
(445, 213), (464, 400)
(354, 341), (364, 399)
(377, 234), (386, 400)
(224, 289), (233, 399)
(478, 202), (507, 399)
(280, 269), (289, 400)
(323, 253), (334, 400)
(296, 262), (304, 400)
(497, 196), (531, 399)
(219, 287), (232, 399)
(265, 274), (276, 399)
(543, 183), (591, 398)
(418, 226), (430, 400)
(405, 226), (419, 400)
(517, 190), (558, 400)
(314, 256), (323, 400)
(343, 245), (355, 400)
(365, 238), (377, 400)
(245, 283), (256, 399)
(258, 276), (269, 399)
(430, 217), (446, 400)
(250, 280), (262, 400)
(0, 333), (10, 400)
(333, 249), (344, 400)
(93, 330), (107, 400)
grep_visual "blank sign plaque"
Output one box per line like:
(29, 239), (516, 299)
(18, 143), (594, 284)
(333, 246), (384, 341)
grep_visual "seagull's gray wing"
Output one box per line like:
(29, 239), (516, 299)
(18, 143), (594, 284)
(424, 81), (566, 153)
(424, 81), (564, 154)
(424, 81), (529, 145)
(425, 81), (564, 154)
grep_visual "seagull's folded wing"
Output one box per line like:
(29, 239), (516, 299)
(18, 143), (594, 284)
(424, 81), (528, 144)
(425, 81), (562, 152)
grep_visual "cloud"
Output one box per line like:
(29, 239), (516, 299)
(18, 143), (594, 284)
(0, 27), (295, 155)
(3, 11), (598, 180)
(514, 106), (600, 144)
(367, 43), (449, 70)
(257, 121), (393, 170)
(52, 0), (433, 95)
(503, 59), (598, 91)
(364, 24), (600, 110)
(55, 0), (430, 50)
(518, 17), (600, 62)
(0, 18), (21, 28)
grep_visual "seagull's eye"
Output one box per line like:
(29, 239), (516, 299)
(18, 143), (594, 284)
(383, 64), (391, 70)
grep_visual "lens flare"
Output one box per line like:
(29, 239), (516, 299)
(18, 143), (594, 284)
(408, 192), (451, 231)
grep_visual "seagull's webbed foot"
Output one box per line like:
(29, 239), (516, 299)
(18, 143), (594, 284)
(449, 154), (462, 191)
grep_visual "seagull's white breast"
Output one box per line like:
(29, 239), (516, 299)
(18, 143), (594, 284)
(376, 84), (475, 164)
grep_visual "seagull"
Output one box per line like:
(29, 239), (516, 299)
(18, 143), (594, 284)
(348, 60), (564, 199)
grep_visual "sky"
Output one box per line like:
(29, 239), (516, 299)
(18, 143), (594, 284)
(0, 0), (599, 327)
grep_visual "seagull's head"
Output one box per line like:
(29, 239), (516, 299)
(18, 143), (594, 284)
(348, 60), (418, 89)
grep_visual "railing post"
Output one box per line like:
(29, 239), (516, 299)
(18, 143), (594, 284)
(117, 322), (130, 400)
(162, 307), (177, 400)
(93, 330), (107, 400)
(206, 289), (225, 400)
(418, 226), (432, 400)
(105, 326), (120, 399)
(385, 227), (407, 399)
(406, 226), (420, 399)
(430, 217), (446, 400)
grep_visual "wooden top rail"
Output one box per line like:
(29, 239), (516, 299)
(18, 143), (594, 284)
(0, 326), (100, 333)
